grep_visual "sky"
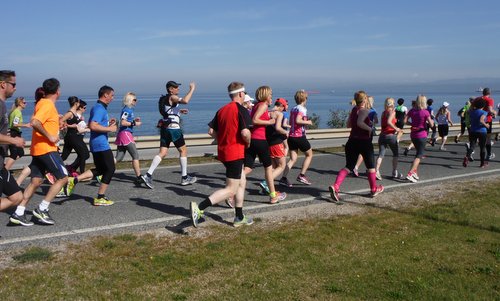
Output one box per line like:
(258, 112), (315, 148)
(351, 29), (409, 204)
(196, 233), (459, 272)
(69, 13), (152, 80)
(3, 0), (500, 96)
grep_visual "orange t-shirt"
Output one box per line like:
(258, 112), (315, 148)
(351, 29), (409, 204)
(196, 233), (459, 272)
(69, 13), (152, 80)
(30, 98), (59, 156)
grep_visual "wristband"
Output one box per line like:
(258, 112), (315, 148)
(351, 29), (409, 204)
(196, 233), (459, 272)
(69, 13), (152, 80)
(131, 120), (136, 127)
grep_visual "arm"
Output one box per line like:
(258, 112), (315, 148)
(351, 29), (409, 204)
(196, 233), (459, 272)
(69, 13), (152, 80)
(61, 111), (79, 129)
(252, 104), (275, 126)
(31, 118), (59, 143)
(356, 109), (372, 132)
(446, 111), (453, 126)
(89, 119), (117, 133)
(0, 133), (25, 148)
(179, 82), (196, 104)
(295, 112), (312, 126)
(426, 115), (435, 128)
(240, 128), (251, 148)
(273, 111), (288, 135)
(387, 111), (401, 132)
(480, 114), (489, 128)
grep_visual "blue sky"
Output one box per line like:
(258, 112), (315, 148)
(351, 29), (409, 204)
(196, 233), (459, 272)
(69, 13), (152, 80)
(3, 0), (500, 95)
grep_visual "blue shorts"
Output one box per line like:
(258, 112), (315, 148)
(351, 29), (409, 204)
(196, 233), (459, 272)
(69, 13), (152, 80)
(29, 152), (68, 180)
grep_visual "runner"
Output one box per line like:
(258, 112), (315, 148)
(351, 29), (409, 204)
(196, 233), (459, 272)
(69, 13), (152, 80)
(463, 98), (489, 168)
(479, 88), (496, 160)
(328, 90), (384, 202)
(4, 96), (31, 170)
(435, 101), (453, 151)
(405, 95), (434, 183)
(190, 81), (253, 228)
(141, 81), (197, 189)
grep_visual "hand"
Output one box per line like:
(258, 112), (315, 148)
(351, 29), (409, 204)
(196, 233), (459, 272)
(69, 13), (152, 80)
(189, 82), (196, 90)
(109, 124), (117, 132)
(12, 137), (25, 148)
(134, 117), (141, 122)
(135, 121), (142, 127)
(180, 109), (189, 114)
(109, 118), (117, 126)
(48, 135), (60, 144)
(269, 118), (276, 125)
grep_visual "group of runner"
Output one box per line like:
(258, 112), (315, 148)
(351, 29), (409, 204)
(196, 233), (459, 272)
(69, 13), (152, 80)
(0, 69), (496, 228)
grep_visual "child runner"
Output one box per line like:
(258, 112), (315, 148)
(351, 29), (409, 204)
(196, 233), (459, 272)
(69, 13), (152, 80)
(279, 90), (314, 187)
(328, 90), (384, 202)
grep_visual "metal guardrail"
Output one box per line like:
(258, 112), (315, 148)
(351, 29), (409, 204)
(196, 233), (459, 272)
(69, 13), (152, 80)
(20, 125), (466, 151)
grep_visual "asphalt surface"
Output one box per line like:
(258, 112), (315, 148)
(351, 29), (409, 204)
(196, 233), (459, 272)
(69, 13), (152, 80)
(1, 138), (499, 250)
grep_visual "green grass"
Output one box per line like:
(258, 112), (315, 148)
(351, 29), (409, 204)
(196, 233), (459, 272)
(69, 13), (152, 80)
(1, 179), (499, 300)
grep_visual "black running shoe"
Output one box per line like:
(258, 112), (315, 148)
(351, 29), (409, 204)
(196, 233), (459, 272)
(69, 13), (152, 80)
(33, 208), (55, 225)
(9, 212), (34, 226)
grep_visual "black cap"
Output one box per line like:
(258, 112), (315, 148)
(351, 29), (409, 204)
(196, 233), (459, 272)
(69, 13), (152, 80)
(483, 87), (490, 95)
(166, 81), (181, 90)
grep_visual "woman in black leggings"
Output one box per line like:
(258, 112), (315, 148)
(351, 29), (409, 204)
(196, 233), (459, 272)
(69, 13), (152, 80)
(61, 97), (90, 174)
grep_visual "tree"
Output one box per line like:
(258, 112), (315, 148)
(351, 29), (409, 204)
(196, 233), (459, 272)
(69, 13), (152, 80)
(327, 109), (349, 128)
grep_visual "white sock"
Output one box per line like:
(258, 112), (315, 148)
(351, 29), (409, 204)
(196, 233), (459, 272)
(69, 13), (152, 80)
(147, 155), (162, 176)
(180, 157), (188, 177)
(15, 205), (26, 216)
(39, 200), (50, 211)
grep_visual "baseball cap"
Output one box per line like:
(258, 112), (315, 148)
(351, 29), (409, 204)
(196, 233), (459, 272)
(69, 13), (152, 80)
(443, 101), (450, 107)
(244, 94), (254, 106)
(166, 81), (181, 89)
(275, 98), (288, 110)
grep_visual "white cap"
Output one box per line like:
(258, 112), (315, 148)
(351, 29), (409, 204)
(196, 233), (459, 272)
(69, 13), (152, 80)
(244, 94), (254, 105)
(443, 101), (450, 107)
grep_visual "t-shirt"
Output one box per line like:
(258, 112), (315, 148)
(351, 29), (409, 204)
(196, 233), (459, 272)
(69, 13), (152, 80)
(118, 106), (135, 133)
(30, 98), (59, 156)
(469, 109), (488, 133)
(89, 101), (110, 152)
(482, 96), (495, 123)
(407, 108), (430, 139)
(0, 99), (9, 166)
(210, 101), (252, 162)
(8, 108), (23, 133)
(395, 105), (407, 127)
(289, 104), (307, 138)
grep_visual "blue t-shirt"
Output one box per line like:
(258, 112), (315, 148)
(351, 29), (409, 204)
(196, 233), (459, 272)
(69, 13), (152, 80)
(469, 109), (488, 134)
(89, 101), (110, 152)
(118, 106), (135, 133)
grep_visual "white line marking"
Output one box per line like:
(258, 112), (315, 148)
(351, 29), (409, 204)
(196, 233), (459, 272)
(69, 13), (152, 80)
(1, 168), (499, 246)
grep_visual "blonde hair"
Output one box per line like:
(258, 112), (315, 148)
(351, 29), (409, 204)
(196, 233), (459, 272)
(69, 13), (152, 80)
(384, 97), (395, 110)
(415, 94), (427, 110)
(10, 97), (25, 114)
(255, 86), (272, 102)
(122, 92), (136, 108)
(294, 89), (308, 105)
(354, 90), (367, 106)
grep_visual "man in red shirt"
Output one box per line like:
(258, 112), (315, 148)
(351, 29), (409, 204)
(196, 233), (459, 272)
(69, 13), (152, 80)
(190, 81), (253, 228)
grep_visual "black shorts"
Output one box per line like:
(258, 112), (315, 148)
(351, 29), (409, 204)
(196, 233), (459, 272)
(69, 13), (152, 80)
(244, 139), (272, 168)
(8, 130), (24, 159)
(287, 136), (311, 153)
(438, 124), (449, 137)
(29, 152), (68, 180)
(160, 127), (185, 148)
(91, 149), (115, 185)
(345, 138), (375, 170)
(223, 159), (244, 179)
(0, 168), (21, 196)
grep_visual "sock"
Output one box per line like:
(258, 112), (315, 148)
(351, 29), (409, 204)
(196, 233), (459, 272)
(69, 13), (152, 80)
(73, 177), (79, 185)
(180, 157), (188, 177)
(235, 207), (244, 220)
(199, 198), (213, 211)
(97, 194), (105, 199)
(39, 200), (50, 211)
(15, 205), (26, 216)
(147, 155), (162, 176)
(334, 168), (349, 190)
(367, 171), (377, 192)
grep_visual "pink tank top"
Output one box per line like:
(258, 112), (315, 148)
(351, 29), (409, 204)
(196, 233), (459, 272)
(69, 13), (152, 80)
(250, 102), (270, 140)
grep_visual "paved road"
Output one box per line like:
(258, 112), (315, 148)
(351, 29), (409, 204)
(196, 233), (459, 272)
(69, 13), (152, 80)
(1, 139), (499, 249)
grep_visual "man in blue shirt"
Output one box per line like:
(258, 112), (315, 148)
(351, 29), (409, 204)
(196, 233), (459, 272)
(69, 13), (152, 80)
(65, 85), (117, 206)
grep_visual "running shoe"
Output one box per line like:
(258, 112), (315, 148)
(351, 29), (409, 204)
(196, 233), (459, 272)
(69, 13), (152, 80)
(270, 191), (287, 204)
(488, 153), (496, 160)
(392, 170), (404, 179)
(480, 162), (489, 168)
(225, 196), (235, 208)
(32, 208), (55, 225)
(375, 170), (382, 180)
(55, 187), (67, 198)
(455, 136), (459, 143)
(96, 175), (102, 184)
(328, 185), (341, 202)
(352, 168), (359, 177)
(66, 177), (76, 196)
(406, 171), (418, 183)
(279, 177), (293, 187)
(296, 174), (312, 185)
(141, 174), (153, 189)
(181, 175), (197, 186)
(233, 215), (254, 227)
(45, 173), (56, 184)
(93, 196), (114, 206)
(440, 146), (447, 151)
(371, 185), (384, 197)
(134, 177), (143, 186)
(403, 148), (409, 156)
(9, 212), (34, 226)
(259, 180), (270, 195)
(190, 202), (204, 228)
(462, 156), (468, 168)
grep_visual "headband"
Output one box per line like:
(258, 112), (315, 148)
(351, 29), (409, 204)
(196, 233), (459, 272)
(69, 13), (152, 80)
(229, 87), (245, 95)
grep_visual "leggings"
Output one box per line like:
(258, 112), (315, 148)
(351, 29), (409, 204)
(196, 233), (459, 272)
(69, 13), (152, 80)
(115, 143), (139, 162)
(62, 133), (90, 173)
(91, 149), (115, 185)
(467, 132), (486, 164)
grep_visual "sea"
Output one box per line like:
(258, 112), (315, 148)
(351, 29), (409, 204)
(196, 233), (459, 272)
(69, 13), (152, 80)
(8, 89), (494, 141)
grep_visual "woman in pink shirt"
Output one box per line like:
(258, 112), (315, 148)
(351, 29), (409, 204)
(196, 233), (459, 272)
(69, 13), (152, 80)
(404, 95), (434, 182)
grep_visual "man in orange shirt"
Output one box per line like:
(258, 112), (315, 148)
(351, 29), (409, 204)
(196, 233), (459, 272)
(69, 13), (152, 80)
(13, 78), (68, 225)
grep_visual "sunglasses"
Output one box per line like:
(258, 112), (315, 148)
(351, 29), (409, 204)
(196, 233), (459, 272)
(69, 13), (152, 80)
(5, 82), (16, 88)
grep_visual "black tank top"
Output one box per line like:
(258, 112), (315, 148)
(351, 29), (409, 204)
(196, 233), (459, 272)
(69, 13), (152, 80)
(66, 111), (80, 135)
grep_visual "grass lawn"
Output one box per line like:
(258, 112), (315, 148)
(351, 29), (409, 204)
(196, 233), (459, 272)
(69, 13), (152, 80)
(0, 178), (499, 300)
